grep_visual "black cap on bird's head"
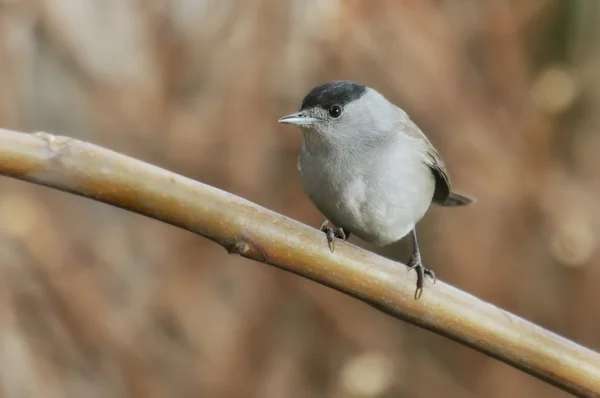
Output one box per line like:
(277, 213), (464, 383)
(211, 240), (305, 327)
(299, 80), (367, 110)
(279, 80), (367, 126)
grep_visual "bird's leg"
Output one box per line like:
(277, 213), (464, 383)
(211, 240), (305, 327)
(320, 220), (350, 253)
(407, 228), (436, 299)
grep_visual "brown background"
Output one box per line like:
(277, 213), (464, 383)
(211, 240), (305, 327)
(0, 1), (599, 397)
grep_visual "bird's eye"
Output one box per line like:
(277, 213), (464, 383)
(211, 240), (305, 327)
(328, 105), (343, 119)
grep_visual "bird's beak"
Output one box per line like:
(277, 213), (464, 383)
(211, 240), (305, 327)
(278, 112), (317, 126)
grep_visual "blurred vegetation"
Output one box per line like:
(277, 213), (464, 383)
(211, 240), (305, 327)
(0, 1), (599, 397)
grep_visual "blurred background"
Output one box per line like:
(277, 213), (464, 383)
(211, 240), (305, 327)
(0, 0), (599, 397)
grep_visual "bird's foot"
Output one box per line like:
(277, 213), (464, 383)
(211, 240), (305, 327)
(320, 220), (350, 253)
(407, 254), (436, 300)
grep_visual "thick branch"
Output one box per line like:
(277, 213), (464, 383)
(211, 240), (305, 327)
(0, 128), (599, 397)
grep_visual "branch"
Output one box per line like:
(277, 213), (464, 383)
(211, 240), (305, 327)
(0, 127), (599, 397)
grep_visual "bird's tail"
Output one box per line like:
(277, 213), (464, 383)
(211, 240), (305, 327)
(442, 192), (475, 207)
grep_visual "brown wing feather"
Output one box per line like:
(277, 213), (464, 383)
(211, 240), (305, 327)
(402, 116), (473, 207)
(426, 146), (453, 204)
(426, 146), (473, 206)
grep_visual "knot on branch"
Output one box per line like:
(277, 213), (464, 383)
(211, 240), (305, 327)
(33, 132), (75, 157)
(225, 239), (250, 255)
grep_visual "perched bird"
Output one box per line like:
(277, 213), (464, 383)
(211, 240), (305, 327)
(279, 80), (473, 299)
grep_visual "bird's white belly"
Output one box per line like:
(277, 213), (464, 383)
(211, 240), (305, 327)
(335, 172), (433, 245)
(300, 150), (435, 246)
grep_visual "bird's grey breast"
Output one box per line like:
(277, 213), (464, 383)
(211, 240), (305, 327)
(298, 144), (362, 220)
(299, 135), (436, 246)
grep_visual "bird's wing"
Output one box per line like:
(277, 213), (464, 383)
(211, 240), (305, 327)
(401, 116), (471, 206)
(425, 145), (454, 205)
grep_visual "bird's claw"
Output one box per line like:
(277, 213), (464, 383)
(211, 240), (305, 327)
(408, 255), (436, 300)
(320, 220), (349, 253)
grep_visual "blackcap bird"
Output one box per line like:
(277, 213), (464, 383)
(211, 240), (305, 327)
(279, 80), (473, 299)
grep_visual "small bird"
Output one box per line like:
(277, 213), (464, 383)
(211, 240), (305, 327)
(279, 80), (473, 299)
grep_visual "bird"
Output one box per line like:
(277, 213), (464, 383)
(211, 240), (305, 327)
(278, 80), (473, 299)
